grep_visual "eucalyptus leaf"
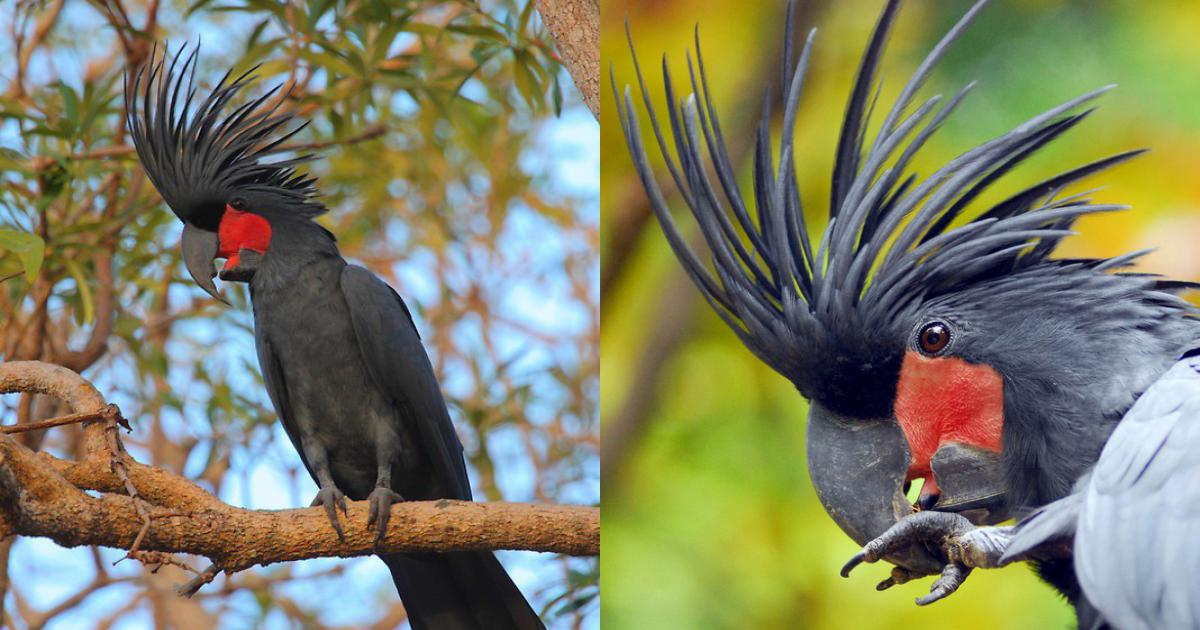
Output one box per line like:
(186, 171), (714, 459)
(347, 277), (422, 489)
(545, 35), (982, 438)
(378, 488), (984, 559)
(0, 229), (45, 282)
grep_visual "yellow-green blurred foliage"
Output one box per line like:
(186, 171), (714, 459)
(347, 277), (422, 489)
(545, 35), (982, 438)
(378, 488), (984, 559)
(601, 0), (1200, 628)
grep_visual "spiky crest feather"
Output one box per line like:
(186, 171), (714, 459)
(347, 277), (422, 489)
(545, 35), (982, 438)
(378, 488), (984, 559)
(126, 44), (325, 228)
(613, 0), (1183, 403)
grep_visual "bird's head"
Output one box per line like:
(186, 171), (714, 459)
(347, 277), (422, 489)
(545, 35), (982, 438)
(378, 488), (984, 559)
(617, 0), (1198, 574)
(126, 45), (326, 303)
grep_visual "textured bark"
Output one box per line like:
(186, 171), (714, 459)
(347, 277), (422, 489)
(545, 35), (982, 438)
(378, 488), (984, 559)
(536, 0), (599, 118)
(0, 361), (598, 586)
(0, 361), (108, 458)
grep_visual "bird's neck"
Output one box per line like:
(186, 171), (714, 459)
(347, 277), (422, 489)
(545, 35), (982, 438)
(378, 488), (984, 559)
(249, 218), (344, 296)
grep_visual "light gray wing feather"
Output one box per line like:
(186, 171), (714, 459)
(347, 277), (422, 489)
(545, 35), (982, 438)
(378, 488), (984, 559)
(1076, 354), (1200, 630)
(1002, 491), (1081, 562)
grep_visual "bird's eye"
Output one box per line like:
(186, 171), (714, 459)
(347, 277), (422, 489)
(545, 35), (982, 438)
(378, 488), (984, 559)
(230, 197), (246, 210)
(917, 321), (951, 356)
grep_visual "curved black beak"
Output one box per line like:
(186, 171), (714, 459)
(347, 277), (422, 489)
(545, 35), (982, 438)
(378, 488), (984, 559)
(927, 443), (1009, 525)
(806, 403), (1011, 574)
(180, 223), (228, 304)
(806, 403), (943, 574)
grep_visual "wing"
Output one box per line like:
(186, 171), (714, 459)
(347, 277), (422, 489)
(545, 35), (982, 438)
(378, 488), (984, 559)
(339, 265), (472, 500)
(255, 332), (312, 479)
(1001, 491), (1082, 563)
(1075, 351), (1200, 630)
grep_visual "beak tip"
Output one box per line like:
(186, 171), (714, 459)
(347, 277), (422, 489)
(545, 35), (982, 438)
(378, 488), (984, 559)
(181, 223), (228, 305)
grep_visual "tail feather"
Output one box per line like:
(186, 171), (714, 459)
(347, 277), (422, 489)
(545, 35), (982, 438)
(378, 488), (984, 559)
(381, 552), (544, 630)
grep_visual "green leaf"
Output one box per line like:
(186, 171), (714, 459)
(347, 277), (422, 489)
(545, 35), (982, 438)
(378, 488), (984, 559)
(371, 20), (405, 65)
(0, 229), (45, 282)
(185, 0), (221, 17)
(401, 22), (441, 37)
(517, 0), (536, 34)
(305, 0), (335, 32)
(445, 24), (508, 42)
(63, 258), (94, 325)
(552, 71), (563, 118)
(513, 50), (542, 111)
(78, 75), (119, 137)
(552, 591), (597, 616)
(56, 82), (80, 136)
(245, 18), (271, 52)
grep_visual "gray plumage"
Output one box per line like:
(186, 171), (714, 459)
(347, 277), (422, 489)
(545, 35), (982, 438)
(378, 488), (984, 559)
(618, 0), (1200, 615)
(1009, 352), (1200, 630)
(250, 215), (541, 629)
(128, 44), (543, 630)
(614, 0), (1149, 415)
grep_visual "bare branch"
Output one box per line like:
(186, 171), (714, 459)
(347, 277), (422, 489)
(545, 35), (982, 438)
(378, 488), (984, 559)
(0, 361), (598, 595)
(0, 404), (123, 435)
(0, 361), (108, 458)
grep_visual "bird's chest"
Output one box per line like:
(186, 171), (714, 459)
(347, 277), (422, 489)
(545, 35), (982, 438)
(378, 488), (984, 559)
(252, 275), (411, 494)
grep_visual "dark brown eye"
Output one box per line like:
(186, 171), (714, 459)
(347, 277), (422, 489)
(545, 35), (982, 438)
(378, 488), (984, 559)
(230, 197), (246, 210)
(917, 322), (951, 356)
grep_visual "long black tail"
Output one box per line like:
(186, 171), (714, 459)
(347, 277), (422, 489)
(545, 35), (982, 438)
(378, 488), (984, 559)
(381, 551), (544, 630)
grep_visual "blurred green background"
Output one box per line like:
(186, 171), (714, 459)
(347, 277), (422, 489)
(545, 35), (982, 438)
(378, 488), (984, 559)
(600, 0), (1200, 628)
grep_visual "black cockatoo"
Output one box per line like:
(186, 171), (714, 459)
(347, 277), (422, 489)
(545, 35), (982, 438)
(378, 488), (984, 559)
(126, 46), (544, 630)
(842, 346), (1200, 629)
(615, 0), (1200, 624)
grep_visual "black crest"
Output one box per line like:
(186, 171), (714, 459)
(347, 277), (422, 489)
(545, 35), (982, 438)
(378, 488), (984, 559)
(614, 0), (1156, 398)
(126, 44), (325, 229)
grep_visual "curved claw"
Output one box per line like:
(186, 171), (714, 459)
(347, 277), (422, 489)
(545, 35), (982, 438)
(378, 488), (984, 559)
(366, 486), (405, 545)
(915, 562), (971, 606)
(311, 487), (349, 541)
(842, 511), (986, 605)
(841, 551), (869, 578)
(842, 511), (974, 577)
(876, 566), (925, 591)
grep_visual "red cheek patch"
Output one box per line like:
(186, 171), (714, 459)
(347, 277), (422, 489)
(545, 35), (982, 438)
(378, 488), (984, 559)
(218, 206), (271, 271)
(894, 351), (1003, 486)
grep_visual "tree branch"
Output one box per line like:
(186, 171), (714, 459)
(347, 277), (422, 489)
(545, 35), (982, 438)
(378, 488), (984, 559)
(0, 361), (598, 592)
(0, 405), (123, 435)
(0, 361), (108, 458)
(535, 0), (599, 119)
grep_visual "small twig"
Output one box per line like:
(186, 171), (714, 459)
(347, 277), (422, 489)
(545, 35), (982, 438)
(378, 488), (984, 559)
(177, 563), (220, 598)
(0, 405), (113, 435)
(99, 406), (152, 556)
(120, 550), (197, 575)
(113, 510), (188, 567)
(118, 511), (153, 559)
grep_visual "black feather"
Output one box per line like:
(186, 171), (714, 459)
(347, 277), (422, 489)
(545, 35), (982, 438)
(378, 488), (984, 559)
(614, 0), (1169, 400)
(126, 43), (325, 227)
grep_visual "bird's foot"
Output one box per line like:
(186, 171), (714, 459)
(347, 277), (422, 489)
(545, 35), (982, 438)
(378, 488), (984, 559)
(366, 486), (405, 545)
(310, 486), (349, 541)
(841, 511), (1011, 605)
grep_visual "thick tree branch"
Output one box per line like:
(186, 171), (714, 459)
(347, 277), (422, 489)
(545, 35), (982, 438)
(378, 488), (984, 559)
(536, 0), (599, 119)
(0, 361), (598, 591)
(0, 361), (108, 458)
